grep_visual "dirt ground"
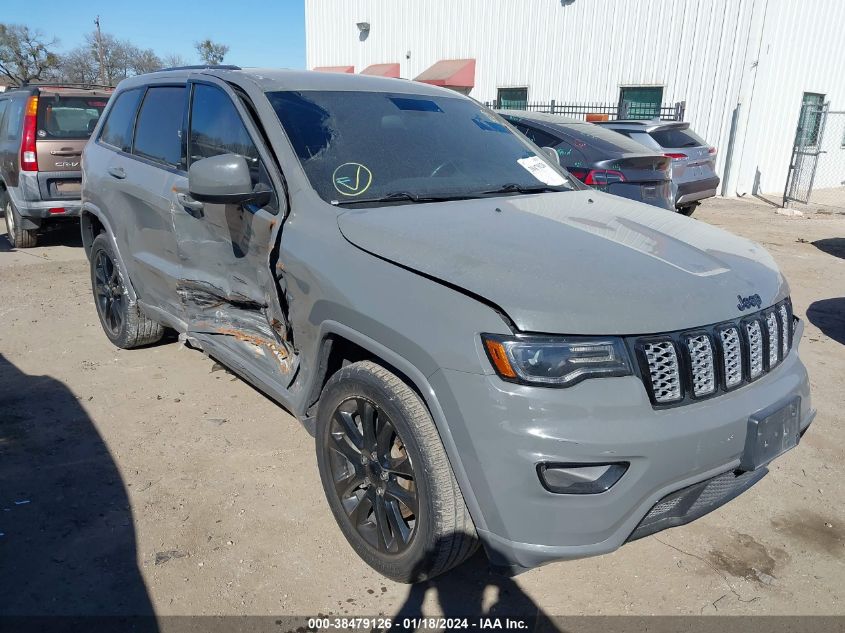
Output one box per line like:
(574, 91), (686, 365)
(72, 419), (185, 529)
(1, 197), (844, 619)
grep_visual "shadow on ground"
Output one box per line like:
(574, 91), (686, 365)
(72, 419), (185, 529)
(806, 298), (845, 346)
(392, 541), (558, 627)
(0, 354), (155, 622)
(813, 238), (845, 261)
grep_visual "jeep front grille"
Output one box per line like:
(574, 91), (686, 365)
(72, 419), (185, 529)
(643, 341), (681, 403)
(635, 298), (793, 407)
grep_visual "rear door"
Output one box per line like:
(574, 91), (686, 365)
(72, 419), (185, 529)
(172, 77), (295, 386)
(97, 84), (187, 316)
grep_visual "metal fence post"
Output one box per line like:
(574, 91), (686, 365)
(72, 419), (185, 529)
(549, 99), (556, 114)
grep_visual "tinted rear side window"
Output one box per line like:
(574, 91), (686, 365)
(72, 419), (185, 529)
(132, 86), (186, 167)
(100, 89), (143, 152)
(650, 127), (706, 148)
(37, 96), (108, 140)
(510, 122), (560, 148)
(3, 97), (26, 141)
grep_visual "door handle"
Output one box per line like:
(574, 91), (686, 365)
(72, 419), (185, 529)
(51, 150), (82, 157)
(175, 192), (204, 217)
(107, 166), (126, 179)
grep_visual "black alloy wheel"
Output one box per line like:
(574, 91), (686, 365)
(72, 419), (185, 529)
(93, 248), (126, 337)
(325, 396), (419, 554)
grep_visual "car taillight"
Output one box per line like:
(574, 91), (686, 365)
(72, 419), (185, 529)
(568, 168), (626, 186)
(20, 95), (39, 171)
(708, 147), (718, 155)
(48, 207), (66, 214)
(664, 153), (687, 160)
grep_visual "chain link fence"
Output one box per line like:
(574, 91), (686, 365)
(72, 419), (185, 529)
(784, 104), (845, 212)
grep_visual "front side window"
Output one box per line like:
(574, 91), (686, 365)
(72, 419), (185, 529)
(37, 95), (108, 140)
(189, 83), (276, 210)
(99, 89), (143, 151)
(132, 86), (186, 168)
(267, 90), (575, 205)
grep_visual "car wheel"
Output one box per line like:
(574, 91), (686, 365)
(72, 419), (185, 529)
(678, 204), (697, 216)
(90, 233), (164, 349)
(316, 360), (478, 582)
(4, 200), (37, 248)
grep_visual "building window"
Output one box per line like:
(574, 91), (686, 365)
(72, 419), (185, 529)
(796, 92), (826, 148)
(497, 87), (528, 110)
(619, 86), (663, 120)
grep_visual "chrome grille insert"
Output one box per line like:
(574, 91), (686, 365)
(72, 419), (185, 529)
(643, 341), (681, 403)
(686, 334), (715, 397)
(719, 327), (743, 388)
(779, 304), (790, 358)
(745, 319), (764, 379)
(765, 312), (780, 367)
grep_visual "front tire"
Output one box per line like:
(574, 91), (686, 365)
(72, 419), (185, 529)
(316, 360), (478, 582)
(90, 233), (164, 349)
(4, 200), (37, 248)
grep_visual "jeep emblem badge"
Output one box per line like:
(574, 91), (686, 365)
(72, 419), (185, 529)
(737, 293), (762, 311)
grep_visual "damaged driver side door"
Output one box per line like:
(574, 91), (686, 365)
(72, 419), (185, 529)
(171, 78), (296, 393)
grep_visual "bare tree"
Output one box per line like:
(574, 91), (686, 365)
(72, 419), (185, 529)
(0, 23), (60, 85)
(58, 46), (98, 84)
(195, 39), (229, 65)
(160, 53), (188, 69)
(128, 47), (162, 75)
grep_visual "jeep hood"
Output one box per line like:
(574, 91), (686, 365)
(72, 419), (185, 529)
(337, 190), (787, 334)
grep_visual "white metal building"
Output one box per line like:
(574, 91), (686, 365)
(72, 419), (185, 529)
(305, 0), (845, 201)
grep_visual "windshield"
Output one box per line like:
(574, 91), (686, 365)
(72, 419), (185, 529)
(266, 90), (576, 205)
(37, 95), (108, 140)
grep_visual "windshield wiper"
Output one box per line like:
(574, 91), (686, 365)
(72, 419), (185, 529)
(332, 191), (481, 206)
(478, 183), (569, 196)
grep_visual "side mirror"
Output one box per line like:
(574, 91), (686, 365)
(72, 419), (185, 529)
(188, 154), (271, 207)
(541, 146), (560, 166)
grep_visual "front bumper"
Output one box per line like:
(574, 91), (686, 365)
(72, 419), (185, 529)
(430, 323), (813, 572)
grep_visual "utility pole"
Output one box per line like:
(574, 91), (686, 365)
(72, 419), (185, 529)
(94, 16), (106, 85)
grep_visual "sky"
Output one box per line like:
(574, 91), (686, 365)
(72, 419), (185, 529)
(2, 0), (306, 69)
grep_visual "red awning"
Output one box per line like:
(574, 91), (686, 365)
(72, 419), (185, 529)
(313, 65), (354, 74)
(360, 63), (401, 78)
(414, 59), (475, 88)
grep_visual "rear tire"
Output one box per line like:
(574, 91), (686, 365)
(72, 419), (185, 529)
(677, 204), (697, 216)
(4, 200), (37, 248)
(90, 233), (164, 349)
(316, 360), (478, 582)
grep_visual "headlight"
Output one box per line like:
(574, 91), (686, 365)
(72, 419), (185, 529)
(482, 334), (632, 387)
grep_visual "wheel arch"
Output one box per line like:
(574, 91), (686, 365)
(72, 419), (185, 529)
(305, 321), (488, 533)
(81, 203), (138, 302)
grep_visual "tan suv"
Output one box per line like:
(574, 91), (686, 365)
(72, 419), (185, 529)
(0, 84), (112, 247)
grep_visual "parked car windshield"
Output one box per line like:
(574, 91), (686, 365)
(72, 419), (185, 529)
(266, 90), (576, 205)
(37, 95), (108, 140)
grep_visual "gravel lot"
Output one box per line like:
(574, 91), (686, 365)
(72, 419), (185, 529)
(1, 197), (843, 618)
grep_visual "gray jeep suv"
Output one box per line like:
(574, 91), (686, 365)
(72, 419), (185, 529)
(81, 67), (813, 582)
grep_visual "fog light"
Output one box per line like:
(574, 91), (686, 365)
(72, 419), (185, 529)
(537, 462), (628, 494)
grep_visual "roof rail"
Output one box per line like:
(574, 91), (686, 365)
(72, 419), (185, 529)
(18, 82), (115, 90)
(159, 64), (242, 72)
